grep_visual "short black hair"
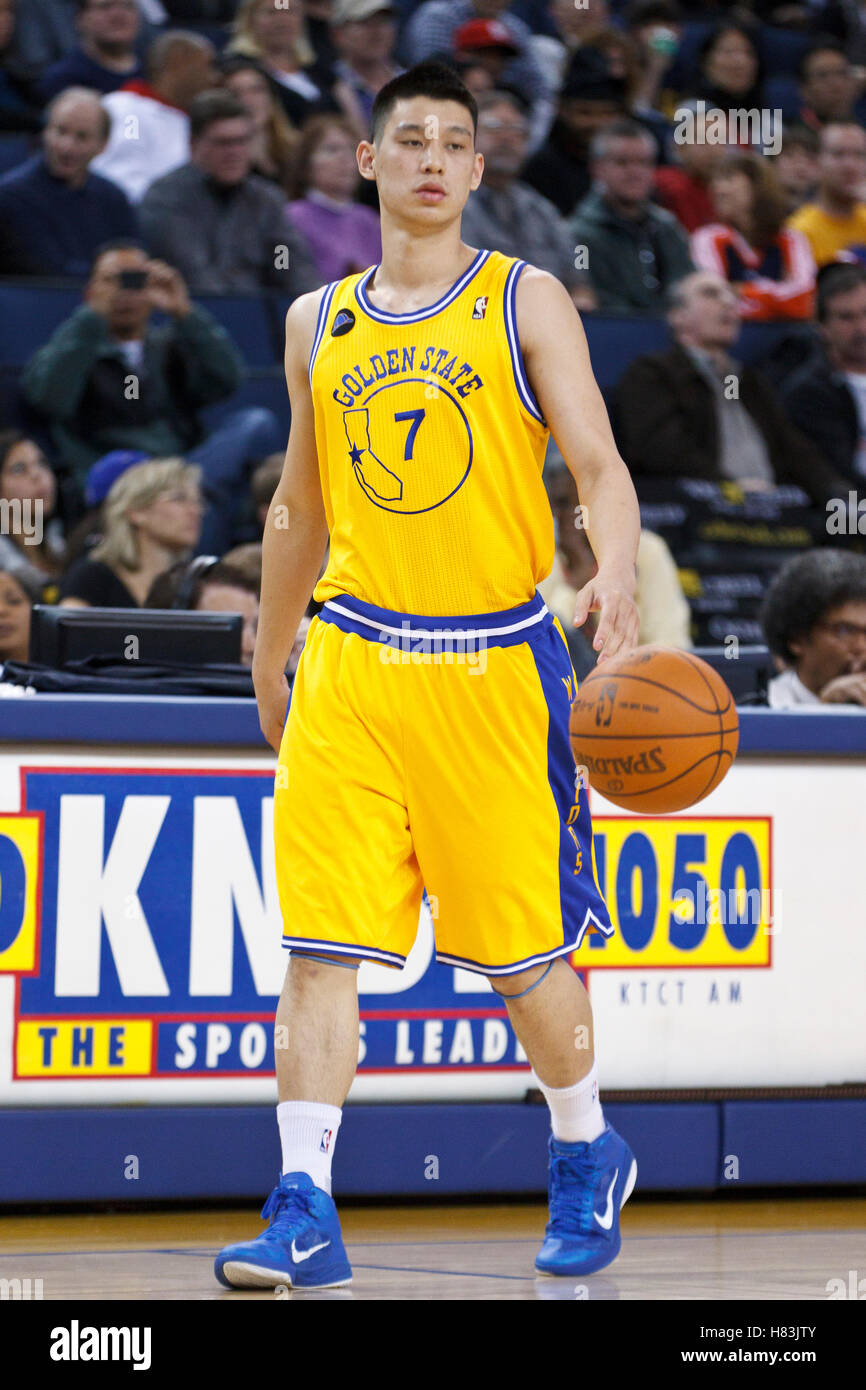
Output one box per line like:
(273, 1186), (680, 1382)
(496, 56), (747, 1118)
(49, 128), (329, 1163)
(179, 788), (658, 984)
(816, 261), (866, 321)
(89, 238), (146, 274)
(146, 559), (259, 610)
(698, 21), (762, 82)
(189, 90), (248, 141)
(761, 549), (866, 663)
(798, 37), (848, 84)
(370, 61), (477, 145)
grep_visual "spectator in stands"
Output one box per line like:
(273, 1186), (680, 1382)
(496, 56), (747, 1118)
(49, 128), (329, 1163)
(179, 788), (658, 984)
(147, 557), (260, 665)
(782, 262), (866, 480)
(222, 541), (262, 588)
(0, 562), (42, 665)
(692, 22), (765, 114)
(623, 0), (682, 121)
(221, 55), (300, 194)
(90, 30), (218, 202)
(528, 0), (611, 95)
(0, 431), (65, 590)
(569, 119), (693, 313)
(250, 452), (283, 531)
(60, 456), (203, 608)
(329, 0), (402, 141)
(615, 270), (846, 504)
(0, 87), (137, 278)
(286, 114), (380, 282)
(543, 448), (692, 654)
(761, 550), (866, 708)
(523, 46), (627, 218)
(797, 39), (862, 133)
(788, 122), (866, 265)
(654, 102), (724, 234)
(448, 15), (552, 151)
(22, 242), (283, 550)
(404, 0), (550, 148)
(228, 0), (336, 127)
(0, 0), (42, 132)
(139, 91), (319, 295)
(691, 151), (817, 320)
(38, 0), (143, 104)
(459, 90), (587, 302)
(4, 0), (77, 74)
(582, 26), (670, 153)
(773, 123), (819, 216)
(449, 53), (496, 99)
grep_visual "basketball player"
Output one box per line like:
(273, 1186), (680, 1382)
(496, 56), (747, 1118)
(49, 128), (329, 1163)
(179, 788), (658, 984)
(216, 62), (641, 1290)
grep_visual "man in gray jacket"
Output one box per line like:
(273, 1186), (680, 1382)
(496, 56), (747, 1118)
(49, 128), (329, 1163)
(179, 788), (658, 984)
(460, 89), (593, 305)
(140, 91), (320, 296)
(569, 119), (693, 314)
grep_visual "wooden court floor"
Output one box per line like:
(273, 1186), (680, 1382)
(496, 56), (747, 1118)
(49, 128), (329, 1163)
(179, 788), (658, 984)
(1, 1194), (863, 1300)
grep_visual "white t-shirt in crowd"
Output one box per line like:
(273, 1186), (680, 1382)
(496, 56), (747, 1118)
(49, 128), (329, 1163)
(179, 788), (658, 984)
(91, 90), (189, 203)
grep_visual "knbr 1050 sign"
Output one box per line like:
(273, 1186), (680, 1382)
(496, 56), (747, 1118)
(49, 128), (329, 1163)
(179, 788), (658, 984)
(578, 817), (772, 969)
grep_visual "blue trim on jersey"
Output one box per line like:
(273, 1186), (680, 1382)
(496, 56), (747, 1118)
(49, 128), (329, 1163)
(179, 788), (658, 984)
(290, 949), (361, 970)
(526, 623), (614, 950)
(318, 589), (552, 650)
(308, 281), (339, 387)
(281, 935), (406, 968)
(504, 260), (546, 426)
(354, 248), (490, 323)
(435, 940), (582, 976)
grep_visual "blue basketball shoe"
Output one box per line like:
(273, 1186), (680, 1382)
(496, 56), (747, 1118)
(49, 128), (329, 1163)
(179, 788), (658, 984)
(215, 1172), (352, 1289)
(535, 1124), (637, 1277)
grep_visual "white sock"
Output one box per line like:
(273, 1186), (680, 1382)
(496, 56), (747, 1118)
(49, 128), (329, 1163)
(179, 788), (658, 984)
(276, 1100), (342, 1194)
(538, 1062), (605, 1144)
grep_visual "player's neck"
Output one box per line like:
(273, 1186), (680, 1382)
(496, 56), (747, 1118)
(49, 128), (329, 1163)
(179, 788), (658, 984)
(369, 225), (477, 312)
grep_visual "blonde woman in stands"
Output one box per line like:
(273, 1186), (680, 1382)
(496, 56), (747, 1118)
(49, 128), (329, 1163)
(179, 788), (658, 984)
(228, 0), (337, 126)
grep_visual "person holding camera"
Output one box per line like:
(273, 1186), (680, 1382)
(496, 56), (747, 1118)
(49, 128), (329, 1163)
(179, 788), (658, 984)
(22, 240), (283, 551)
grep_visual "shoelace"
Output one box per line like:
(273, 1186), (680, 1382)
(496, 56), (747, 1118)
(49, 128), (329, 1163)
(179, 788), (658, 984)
(547, 1151), (603, 1237)
(260, 1183), (316, 1231)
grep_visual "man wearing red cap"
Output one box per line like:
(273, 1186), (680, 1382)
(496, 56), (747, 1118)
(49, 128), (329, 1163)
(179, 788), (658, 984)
(404, 0), (550, 149)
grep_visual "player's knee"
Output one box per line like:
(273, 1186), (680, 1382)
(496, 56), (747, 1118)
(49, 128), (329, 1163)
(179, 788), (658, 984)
(489, 961), (550, 999)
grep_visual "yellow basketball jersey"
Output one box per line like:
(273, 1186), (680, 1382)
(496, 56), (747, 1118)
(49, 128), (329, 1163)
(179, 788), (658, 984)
(309, 247), (553, 614)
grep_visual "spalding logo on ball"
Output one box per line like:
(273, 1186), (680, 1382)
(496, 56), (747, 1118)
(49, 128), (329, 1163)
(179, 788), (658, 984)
(569, 646), (739, 814)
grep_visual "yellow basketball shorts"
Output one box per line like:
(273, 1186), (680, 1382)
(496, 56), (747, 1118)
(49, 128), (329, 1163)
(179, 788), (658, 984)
(274, 590), (615, 976)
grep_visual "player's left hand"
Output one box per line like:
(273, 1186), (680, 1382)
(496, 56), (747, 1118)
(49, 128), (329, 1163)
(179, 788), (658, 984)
(573, 565), (639, 664)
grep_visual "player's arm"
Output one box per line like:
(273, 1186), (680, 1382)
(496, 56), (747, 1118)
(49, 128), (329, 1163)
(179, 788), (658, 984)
(253, 290), (330, 752)
(518, 266), (641, 662)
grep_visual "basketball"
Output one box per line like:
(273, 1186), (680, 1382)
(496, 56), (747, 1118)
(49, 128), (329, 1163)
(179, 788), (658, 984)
(569, 646), (739, 814)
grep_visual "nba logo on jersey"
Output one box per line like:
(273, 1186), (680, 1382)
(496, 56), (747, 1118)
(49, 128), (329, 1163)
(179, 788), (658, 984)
(320, 1128), (333, 1153)
(472, 295), (488, 319)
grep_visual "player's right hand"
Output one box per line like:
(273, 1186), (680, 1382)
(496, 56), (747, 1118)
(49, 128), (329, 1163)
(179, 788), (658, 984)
(254, 670), (291, 753)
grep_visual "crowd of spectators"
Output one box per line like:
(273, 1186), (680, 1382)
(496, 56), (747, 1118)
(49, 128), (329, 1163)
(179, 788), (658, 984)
(0, 0), (865, 703)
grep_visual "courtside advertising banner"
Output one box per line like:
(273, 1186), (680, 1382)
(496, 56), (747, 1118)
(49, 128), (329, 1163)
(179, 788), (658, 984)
(0, 748), (862, 1103)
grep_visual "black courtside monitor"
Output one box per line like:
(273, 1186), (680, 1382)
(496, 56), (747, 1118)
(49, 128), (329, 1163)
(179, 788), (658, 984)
(29, 606), (243, 668)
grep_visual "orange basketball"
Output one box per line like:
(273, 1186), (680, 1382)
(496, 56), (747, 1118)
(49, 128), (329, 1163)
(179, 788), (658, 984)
(569, 646), (739, 814)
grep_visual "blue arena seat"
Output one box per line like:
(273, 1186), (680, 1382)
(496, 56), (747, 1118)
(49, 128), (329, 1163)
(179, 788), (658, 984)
(0, 282), (82, 367)
(0, 135), (34, 177)
(583, 314), (671, 390)
(193, 294), (280, 368)
(201, 369), (290, 437)
(757, 24), (811, 80)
